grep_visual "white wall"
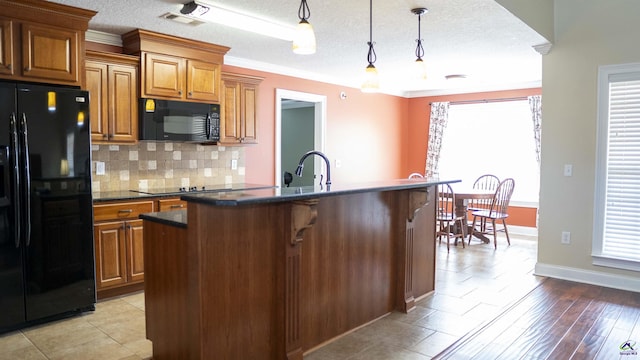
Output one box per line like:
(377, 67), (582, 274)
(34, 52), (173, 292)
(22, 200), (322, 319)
(496, 0), (554, 42)
(536, 0), (640, 291)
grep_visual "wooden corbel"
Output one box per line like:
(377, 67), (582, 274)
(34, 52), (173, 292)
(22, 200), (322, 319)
(408, 187), (431, 222)
(291, 199), (319, 245)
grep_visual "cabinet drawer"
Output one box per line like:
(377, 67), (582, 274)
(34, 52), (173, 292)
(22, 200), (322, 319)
(93, 201), (155, 222)
(158, 198), (187, 212)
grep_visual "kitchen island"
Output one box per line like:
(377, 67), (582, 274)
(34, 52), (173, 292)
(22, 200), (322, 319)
(141, 179), (453, 359)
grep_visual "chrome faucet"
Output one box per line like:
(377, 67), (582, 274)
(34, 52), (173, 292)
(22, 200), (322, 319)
(295, 150), (331, 187)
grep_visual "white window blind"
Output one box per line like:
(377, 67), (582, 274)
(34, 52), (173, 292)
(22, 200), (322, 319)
(593, 63), (640, 270)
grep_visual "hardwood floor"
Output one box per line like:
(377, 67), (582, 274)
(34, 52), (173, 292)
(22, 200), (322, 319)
(434, 277), (640, 360)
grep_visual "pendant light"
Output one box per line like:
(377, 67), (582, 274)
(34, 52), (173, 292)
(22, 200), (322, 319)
(412, 8), (428, 80)
(292, 0), (316, 54)
(361, 0), (379, 93)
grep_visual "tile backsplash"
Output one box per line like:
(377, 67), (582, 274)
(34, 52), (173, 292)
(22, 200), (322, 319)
(91, 142), (245, 192)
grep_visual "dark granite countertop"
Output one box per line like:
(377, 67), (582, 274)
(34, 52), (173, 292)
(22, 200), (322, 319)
(181, 178), (457, 206)
(139, 179), (458, 227)
(140, 210), (187, 228)
(92, 183), (274, 202)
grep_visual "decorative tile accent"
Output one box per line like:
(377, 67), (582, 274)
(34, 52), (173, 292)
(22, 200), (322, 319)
(91, 142), (245, 192)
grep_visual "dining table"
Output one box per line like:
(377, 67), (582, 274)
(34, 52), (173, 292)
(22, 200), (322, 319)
(450, 187), (495, 244)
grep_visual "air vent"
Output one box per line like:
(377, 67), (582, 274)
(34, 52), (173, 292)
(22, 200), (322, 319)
(160, 13), (205, 26)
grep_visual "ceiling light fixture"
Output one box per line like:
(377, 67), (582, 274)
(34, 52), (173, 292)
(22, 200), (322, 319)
(292, 0), (316, 54)
(411, 7), (428, 81)
(180, 1), (296, 41)
(361, 0), (379, 93)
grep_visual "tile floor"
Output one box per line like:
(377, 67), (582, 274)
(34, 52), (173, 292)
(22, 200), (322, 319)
(0, 234), (539, 360)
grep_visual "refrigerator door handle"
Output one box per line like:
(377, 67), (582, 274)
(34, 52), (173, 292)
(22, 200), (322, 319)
(9, 113), (20, 248)
(20, 113), (31, 247)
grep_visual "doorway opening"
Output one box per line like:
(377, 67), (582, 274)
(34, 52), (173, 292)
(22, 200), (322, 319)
(275, 89), (327, 188)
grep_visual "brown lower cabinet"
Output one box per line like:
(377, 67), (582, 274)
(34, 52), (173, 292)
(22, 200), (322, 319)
(93, 197), (185, 299)
(93, 200), (154, 299)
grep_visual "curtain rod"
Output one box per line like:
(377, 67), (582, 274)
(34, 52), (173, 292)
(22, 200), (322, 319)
(430, 96), (529, 106)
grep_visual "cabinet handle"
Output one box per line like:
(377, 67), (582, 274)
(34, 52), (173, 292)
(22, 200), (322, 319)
(118, 209), (133, 214)
(103, 134), (108, 139)
(5, 64), (11, 70)
(188, 92), (192, 97)
(178, 90), (183, 96)
(170, 204), (184, 209)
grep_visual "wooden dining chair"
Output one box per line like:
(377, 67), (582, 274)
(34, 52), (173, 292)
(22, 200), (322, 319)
(436, 183), (465, 252)
(468, 178), (515, 249)
(469, 174), (500, 211)
(468, 174), (500, 234)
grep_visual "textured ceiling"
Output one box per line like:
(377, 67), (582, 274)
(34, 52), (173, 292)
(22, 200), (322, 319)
(49, 0), (547, 96)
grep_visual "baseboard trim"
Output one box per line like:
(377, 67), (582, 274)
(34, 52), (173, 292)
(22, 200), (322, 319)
(534, 262), (640, 293)
(508, 225), (537, 237)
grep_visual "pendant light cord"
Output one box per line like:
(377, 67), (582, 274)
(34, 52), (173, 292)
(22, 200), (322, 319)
(366, 0), (376, 65)
(298, 0), (310, 21)
(415, 13), (424, 60)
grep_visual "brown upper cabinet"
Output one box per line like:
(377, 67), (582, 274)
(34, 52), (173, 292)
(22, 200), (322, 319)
(220, 72), (263, 145)
(85, 51), (139, 144)
(0, 0), (95, 86)
(122, 29), (229, 103)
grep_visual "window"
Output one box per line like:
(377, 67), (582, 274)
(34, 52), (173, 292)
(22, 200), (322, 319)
(437, 100), (539, 205)
(593, 63), (640, 271)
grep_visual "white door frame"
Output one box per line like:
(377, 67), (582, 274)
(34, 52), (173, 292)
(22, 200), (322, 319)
(275, 89), (327, 187)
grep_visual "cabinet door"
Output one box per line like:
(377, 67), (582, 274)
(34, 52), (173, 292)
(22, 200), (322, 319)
(21, 23), (78, 83)
(186, 59), (221, 103)
(0, 19), (14, 76)
(94, 221), (127, 290)
(109, 64), (138, 143)
(220, 79), (241, 144)
(126, 219), (145, 283)
(240, 83), (258, 144)
(144, 52), (184, 99)
(85, 60), (109, 142)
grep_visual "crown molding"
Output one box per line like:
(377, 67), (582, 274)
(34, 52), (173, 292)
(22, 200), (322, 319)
(84, 31), (540, 99)
(86, 30), (123, 47)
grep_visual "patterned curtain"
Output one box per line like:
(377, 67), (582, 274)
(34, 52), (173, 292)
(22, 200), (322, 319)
(528, 95), (542, 166)
(425, 102), (450, 178)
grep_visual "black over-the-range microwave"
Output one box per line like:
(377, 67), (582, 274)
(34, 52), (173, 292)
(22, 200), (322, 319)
(139, 98), (220, 143)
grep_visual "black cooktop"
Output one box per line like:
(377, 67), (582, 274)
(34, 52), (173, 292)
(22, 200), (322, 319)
(129, 183), (274, 196)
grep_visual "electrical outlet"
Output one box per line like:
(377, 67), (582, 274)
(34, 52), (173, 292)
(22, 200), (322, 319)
(96, 161), (105, 175)
(563, 164), (573, 177)
(231, 159), (238, 170)
(561, 231), (571, 244)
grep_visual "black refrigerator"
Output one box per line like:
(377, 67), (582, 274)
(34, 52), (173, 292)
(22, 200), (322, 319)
(0, 82), (95, 332)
